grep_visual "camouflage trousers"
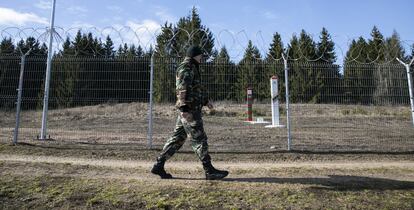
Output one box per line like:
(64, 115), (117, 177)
(158, 110), (211, 163)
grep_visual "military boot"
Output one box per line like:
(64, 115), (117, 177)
(203, 161), (229, 180)
(151, 158), (173, 179)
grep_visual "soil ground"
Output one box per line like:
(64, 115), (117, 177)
(1, 102), (414, 152)
(0, 152), (413, 209)
(1, 103), (414, 209)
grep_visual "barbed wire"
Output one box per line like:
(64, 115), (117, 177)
(0, 26), (413, 64)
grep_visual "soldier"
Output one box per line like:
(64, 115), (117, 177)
(151, 45), (229, 180)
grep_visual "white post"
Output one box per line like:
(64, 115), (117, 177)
(147, 52), (155, 148)
(397, 58), (414, 127)
(266, 75), (285, 128)
(282, 54), (292, 151)
(40, 0), (56, 140)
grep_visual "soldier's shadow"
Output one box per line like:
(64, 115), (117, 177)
(226, 175), (414, 191)
(174, 175), (414, 191)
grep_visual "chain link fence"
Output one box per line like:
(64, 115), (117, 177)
(1, 55), (413, 152)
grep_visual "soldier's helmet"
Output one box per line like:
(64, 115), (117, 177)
(186, 45), (203, 58)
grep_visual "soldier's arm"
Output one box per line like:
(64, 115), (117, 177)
(176, 67), (194, 112)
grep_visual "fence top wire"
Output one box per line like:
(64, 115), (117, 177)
(0, 26), (413, 65)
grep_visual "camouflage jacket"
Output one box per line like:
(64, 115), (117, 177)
(175, 57), (208, 112)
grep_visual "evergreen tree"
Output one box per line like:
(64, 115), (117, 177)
(385, 30), (405, 62)
(316, 27), (341, 103)
(73, 31), (89, 56)
(343, 37), (373, 104)
(317, 27), (336, 63)
(0, 37), (15, 55)
(411, 43), (414, 59)
(104, 36), (115, 58)
(368, 26), (386, 104)
(367, 26), (385, 62)
(128, 44), (137, 57)
(92, 37), (104, 56)
(136, 45), (144, 57)
(211, 46), (236, 100)
(155, 22), (175, 56)
(236, 40), (265, 101)
(298, 30), (317, 61)
(59, 37), (75, 56)
(266, 32), (285, 102)
(374, 30), (406, 104)
(0, 38), (17, 106)
(288, 30), (320, 102)
(53, 37), (76, 108)
(16, 37), (46, 55)
(154, 8), (215, 102)
(267, 32), (284, 60)
(174, 7), (214, 57)
(155, 7), (214, 57)
(345, 37), (369, 63)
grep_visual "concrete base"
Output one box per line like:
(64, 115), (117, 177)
(265, 124), (285, 128)
(249, 121), (271, 124)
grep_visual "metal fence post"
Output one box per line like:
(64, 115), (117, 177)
(147, 53), (155, 149)
(40, 0), (56, 140)
(282, 54), (292, 151)
(13, 50), (31, 145)
(397, 58), (414, 127)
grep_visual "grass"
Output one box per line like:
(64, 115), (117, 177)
(1, 159), (414, 209)
(1, 174), (413, 209)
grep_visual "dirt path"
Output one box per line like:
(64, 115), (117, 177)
(1, 154), (414, 170)
(1, 154), (414, 209)
(1, 154), (414, 183)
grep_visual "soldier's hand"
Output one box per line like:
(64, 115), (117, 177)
(180, 112), (193, 122)
(207, 100), (214, 110)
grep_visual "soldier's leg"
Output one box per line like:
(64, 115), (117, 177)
(181, 111), (210, 163)
(158, 114), (188, 161)
(152, 114), (187, 179)
(181, 112), (228, 180)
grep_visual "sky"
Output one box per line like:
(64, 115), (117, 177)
(0, 0), (413, 62)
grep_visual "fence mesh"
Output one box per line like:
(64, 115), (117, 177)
(1, 55), (413, 152)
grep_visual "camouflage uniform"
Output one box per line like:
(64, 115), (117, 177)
(158, 57), (211, 163)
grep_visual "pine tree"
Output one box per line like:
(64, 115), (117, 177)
(154, 8), (215, 102)
(213, 46), (236, 100)
(317, 28), (336, 63)
(267, 32), (284, 60)
(15, 37), (46, 55)
(175, 7), (214, 57)
(265, 32), (285, 102)
(287, 35), (299, 59)
(288, 30), (320, 102)
(59, 37), (75, 56)
(104, 36), (115, 58)
(236, 40), (265, 101)
(368, 26), (386, 104)
(73, 31), (89, 56)
(375, 30), (406, 104)
(128, 44), (137, 57)
(92, 37), (104, 56)
(367, 26), (385, 62)
(155, 23), (175, 56)
(411, 43), (414, 59)
(385, 30), (405, 62)
(298, 30), (317, 61)
(0, 38), (17, 105)
(0, 38), (15, 55)
(344, 37), (373, 104)
(136, 45), (143, 57)
(316, 27), (340, 103)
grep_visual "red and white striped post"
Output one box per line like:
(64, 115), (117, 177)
(246, 87), (253, 122)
